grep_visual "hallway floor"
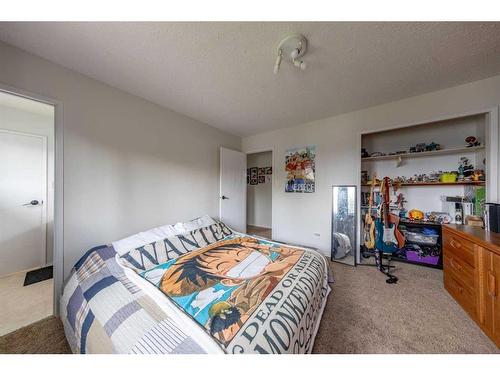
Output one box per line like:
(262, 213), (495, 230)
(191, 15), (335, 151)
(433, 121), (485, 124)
(247, 225), (272, 239)
(0, 269), (53, 336)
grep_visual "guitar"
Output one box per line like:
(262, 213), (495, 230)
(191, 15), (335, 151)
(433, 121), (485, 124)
(363, 176), (376, 249)
(375, 177), (405, 253)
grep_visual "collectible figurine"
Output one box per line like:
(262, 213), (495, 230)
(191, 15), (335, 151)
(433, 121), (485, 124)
(408, 209), (424, 220)
(471, 169), (485, 182)
(425, 142), (441, 152)
(428, 171), (441, 182)
(396, 193), (406, 209)
(361, 148), (369, 158)
(415, 143), (426, 152)
(465, 136), (480, 148)
(458, 157), (474, 180)
(361, 170), (368, 184)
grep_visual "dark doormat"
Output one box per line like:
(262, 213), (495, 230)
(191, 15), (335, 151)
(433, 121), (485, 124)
(23, 266), (53, 286)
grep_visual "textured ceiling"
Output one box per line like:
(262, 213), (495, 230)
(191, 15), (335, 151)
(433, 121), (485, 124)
(1, 22), (500, 136)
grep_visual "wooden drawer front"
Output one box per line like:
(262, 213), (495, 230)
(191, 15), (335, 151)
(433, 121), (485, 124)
(444, 271), (477, 321)
(443, 252), (476, 291)
(443, 233), (476, 269)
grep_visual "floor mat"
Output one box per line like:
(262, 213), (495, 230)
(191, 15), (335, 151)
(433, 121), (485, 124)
(23, 266), (53, 286)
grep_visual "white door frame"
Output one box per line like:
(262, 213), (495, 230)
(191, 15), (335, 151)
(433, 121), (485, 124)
(0, 128), (48, 268)
(219, 147), (247, 233)
(0, 83), (64, 316)
(245, 147), (274, 235)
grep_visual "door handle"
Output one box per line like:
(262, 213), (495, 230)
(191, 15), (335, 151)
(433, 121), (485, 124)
(221, 196), (229, 200)
(23, 200), (40, 206)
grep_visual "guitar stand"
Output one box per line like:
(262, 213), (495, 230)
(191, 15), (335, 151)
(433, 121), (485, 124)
(360, 251), (398, 284)
(382, 254), (398, 284)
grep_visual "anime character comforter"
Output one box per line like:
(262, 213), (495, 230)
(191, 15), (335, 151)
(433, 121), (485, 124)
(140, 235), (330, 354)
(61, 221), (330, 354)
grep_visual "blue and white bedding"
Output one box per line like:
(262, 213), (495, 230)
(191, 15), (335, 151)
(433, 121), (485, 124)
(61, 218), (331, 354)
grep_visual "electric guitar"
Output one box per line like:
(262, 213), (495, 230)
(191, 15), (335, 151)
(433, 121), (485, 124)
(363, 176), (376, 249)
(375, 177), (405, 253)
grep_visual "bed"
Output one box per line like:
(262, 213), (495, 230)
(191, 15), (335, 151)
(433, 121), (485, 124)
(60, 217), (331, 354)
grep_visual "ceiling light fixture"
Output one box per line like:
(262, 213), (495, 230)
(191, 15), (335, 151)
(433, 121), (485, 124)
(273, 33), (308, 74)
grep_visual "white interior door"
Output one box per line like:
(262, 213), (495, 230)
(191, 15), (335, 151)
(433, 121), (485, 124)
(0, 129), (47, 277)
(220, 147), (246, 233)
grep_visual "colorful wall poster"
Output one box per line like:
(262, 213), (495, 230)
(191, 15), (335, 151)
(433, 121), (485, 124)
(285, 146), (316, 193)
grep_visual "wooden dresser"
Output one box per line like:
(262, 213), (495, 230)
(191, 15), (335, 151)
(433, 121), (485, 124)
(443, 224), (500, 348)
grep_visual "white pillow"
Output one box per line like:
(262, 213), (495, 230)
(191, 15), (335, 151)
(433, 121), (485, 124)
(112, 215), (216, 255)
(112, 226), (174, 255)
(112, 234), (148, 256)
(152, 224), (177, 238)
(174, 215), (217, 235)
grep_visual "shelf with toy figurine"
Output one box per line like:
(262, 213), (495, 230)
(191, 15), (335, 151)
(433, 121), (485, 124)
(361, 181), (485, 187)
(399, 218), (442, 226)
(361, 145), (485, 162)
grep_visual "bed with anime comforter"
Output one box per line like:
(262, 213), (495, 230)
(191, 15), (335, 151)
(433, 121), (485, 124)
(61, 218), (331, 354)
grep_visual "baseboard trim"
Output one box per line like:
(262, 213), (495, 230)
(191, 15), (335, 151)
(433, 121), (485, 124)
(247, 224), (272, 229)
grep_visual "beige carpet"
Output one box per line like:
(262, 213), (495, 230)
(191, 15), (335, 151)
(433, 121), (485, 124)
(0, 269), (53, 336)
(313, 261), (499, 353)
(0, 315), (71, 354)
(1, 261), (498, 354)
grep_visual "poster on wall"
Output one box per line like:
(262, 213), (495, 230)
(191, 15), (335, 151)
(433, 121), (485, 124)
(248, 166), (272, 185)
(249, 167), (258, 185)
(285, 146), (316, 193)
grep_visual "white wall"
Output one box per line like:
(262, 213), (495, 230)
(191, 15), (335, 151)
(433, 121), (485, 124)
(0, 41), (241, 283)
(243, 75), (500, 256)
(0, 104), (55, 264)
(247, 151), (272, 228)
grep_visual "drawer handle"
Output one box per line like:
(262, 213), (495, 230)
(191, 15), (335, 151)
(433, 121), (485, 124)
(451, 277), (464, 294)
(450, 258), (462, 271)
(450, 239), (462, 249)
(488, 272), (497, 297)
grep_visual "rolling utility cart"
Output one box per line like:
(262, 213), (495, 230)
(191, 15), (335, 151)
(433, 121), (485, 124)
(361, 214), (443, 269)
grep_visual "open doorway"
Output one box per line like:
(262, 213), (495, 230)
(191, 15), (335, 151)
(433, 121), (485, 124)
(0, 91), (55, 336)
(246, 151), (272, 239)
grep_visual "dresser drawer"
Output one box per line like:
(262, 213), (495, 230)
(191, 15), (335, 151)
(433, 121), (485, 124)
(443, 252), (476, 291)
(443, 232), (476, 269)
(444, 271), (478, 321)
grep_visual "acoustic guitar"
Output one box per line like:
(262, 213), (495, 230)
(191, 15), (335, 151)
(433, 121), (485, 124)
(375, 177), (405, 252)
(363, 176), (376, 249)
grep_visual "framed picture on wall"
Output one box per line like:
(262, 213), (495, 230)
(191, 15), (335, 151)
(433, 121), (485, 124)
(250, 167), (258, 178)
(258, 175), (265, 184)
(285, 145), (316, 193)
(265, 167), (272, 175)
(258, 167), (265, 176)
(250, 177), (258, 185)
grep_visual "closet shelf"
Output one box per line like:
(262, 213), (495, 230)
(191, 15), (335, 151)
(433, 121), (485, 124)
(361, 145), (485, 162)
(361, 181), (485, 187)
